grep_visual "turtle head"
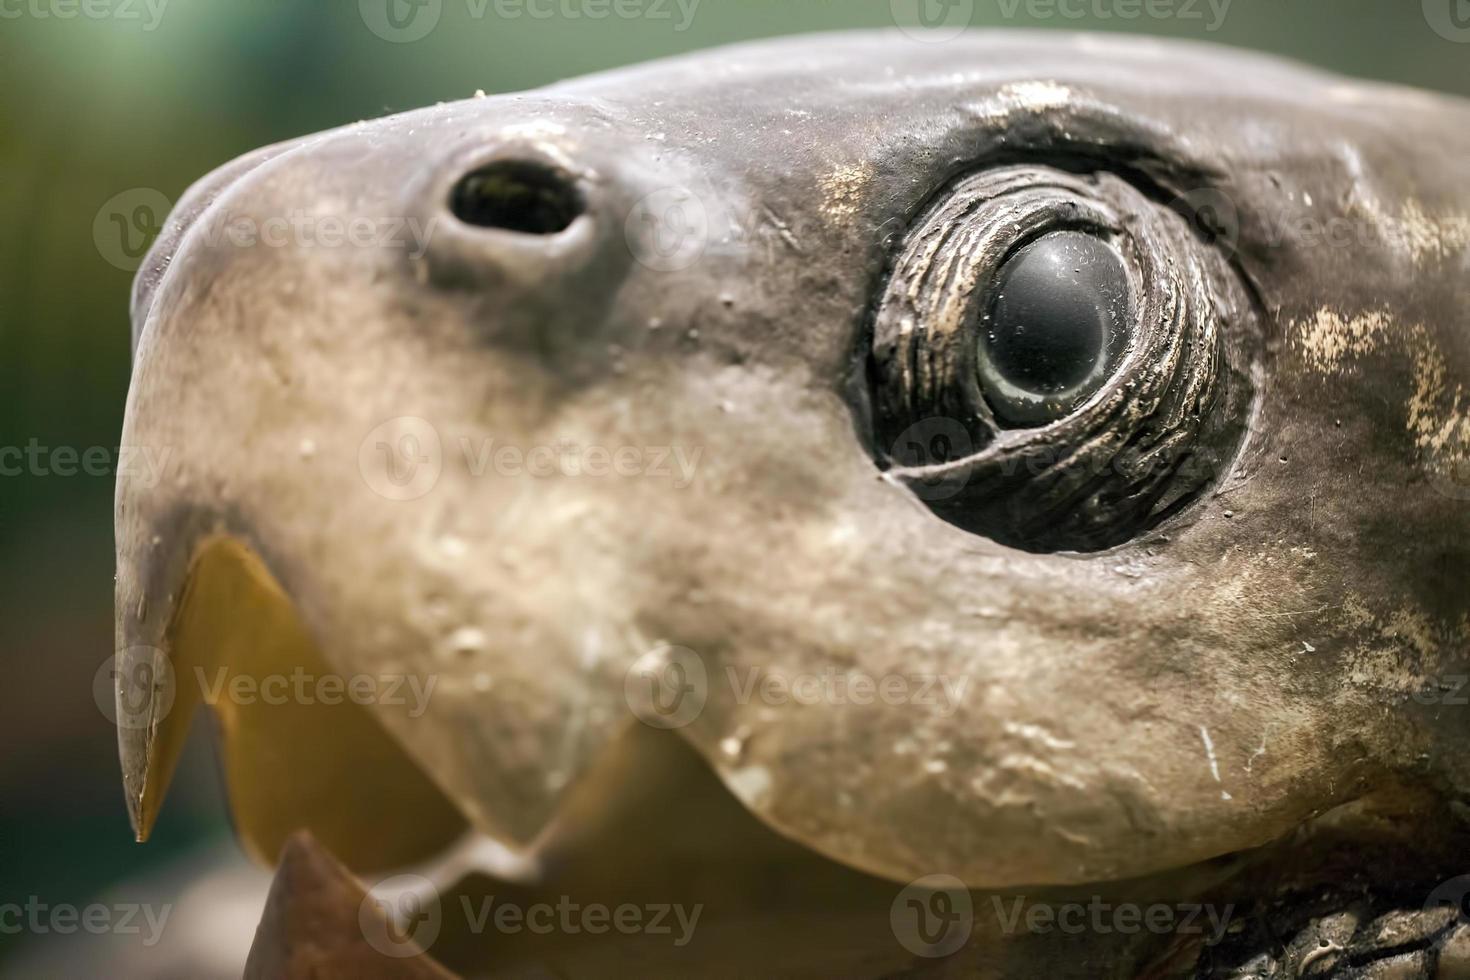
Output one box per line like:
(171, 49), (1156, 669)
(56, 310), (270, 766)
(118, 32), (1470, 908)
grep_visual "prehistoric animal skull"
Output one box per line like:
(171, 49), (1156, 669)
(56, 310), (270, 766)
(116, 30), (1470, 978)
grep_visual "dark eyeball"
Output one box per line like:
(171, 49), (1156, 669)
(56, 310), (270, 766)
(977, 231), (1130, 426)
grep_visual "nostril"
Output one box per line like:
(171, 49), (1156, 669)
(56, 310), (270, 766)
(448, 160), (583, 235)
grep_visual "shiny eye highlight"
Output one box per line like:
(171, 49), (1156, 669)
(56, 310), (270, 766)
(978, 231), (1131, 426)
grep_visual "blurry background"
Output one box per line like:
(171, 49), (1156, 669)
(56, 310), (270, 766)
(1, 0), (1467, 972)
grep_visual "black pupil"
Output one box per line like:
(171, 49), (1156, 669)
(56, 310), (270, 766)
(983, 231), (1127, 395)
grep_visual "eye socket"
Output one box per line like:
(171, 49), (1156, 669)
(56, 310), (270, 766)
(867, 165), (1253, 553)
(978, 231), (1131, 426)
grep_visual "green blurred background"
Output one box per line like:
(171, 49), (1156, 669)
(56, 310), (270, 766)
(1, 0), (1467, 970)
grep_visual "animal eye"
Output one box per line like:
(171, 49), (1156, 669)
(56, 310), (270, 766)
(978, 231), (1131, 426)
(869, 165), (1254, 553)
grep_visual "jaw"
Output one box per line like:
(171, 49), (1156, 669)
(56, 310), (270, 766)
(113, 346), (1368, 894)
(119, 536), (1256, 978)
(118, 535), (916, 974)
(115, 240), (1375, 895)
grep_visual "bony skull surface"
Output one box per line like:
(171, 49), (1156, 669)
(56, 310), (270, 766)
(117, 28), (1470, 977)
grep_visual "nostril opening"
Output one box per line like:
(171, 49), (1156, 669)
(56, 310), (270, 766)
(448, 160), (583, 235)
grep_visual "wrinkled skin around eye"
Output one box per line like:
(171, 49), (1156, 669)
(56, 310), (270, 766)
(871, 165), (1254, 553)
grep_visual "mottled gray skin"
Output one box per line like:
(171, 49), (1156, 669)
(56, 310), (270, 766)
(119, 31), (1470, 978)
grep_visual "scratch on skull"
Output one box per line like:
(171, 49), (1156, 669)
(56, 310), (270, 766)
(1197, 726), (1232, 801)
